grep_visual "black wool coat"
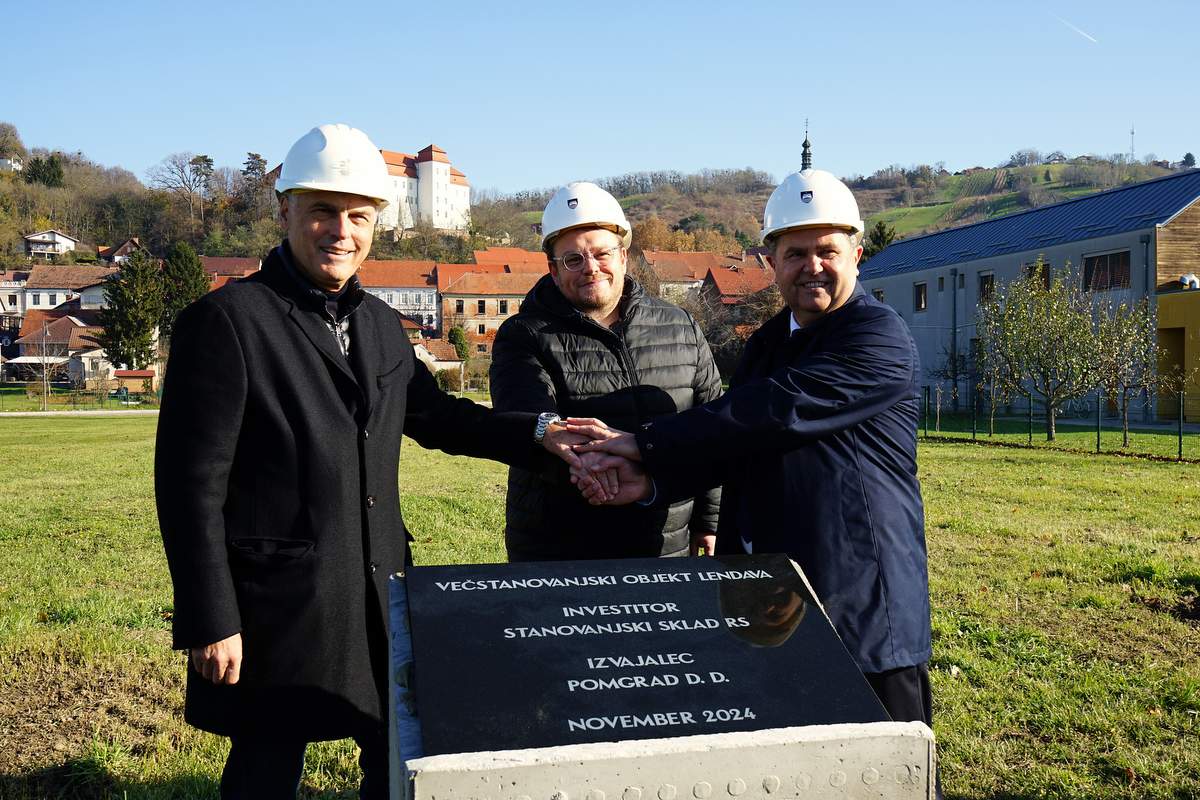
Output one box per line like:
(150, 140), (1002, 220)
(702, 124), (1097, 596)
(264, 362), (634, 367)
(636, 288), (932, 674)
(490, 275), (723, 561)
(155, 245), (539, 739)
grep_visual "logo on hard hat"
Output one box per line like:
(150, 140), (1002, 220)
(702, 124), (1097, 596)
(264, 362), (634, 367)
(800, 191), (813, 203)
(567, 198), (579, 209)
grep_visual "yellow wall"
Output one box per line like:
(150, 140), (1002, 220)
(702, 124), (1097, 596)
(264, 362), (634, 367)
(1156, 291), (1200, 421)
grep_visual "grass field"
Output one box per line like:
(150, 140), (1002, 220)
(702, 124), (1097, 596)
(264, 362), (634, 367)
(1, 416), (1197, 799)
(920, 411), (1200, 462)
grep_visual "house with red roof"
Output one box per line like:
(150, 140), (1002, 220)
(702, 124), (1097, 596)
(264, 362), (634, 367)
(642, 251), (769, 299)
(10, 314), (114, 387)
(473, 247), (548, 273)
(357, 260), (439, 329)
(375, 144), (471, 233)
(440, 271), (540, 355)
(24, 265), (117, 312)
(701, 262), (777, 307)
(97, 237), (150, 265)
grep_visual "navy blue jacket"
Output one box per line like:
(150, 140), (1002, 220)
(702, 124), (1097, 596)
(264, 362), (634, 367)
(637, 287), (931, 673)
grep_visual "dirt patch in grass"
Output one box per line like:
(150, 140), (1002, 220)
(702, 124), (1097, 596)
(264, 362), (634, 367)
(1137, 593), (1200, 624)
(0, 650), (183, 782)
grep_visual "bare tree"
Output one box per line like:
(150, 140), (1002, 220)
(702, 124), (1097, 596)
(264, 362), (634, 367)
(974, 261), (1100, 440)
(1095, 299), (1160, 447)
(148, 152), (205, 230)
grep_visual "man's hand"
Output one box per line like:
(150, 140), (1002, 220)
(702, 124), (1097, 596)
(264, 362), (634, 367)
(564, 418), (642, 461)
(541, 424), (619, 497)
(691, 531), (716, 556)
(191, 632), (243, 685)
(570, 452), (652, 506)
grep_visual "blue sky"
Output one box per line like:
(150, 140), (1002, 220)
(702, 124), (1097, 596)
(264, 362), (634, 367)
(2, 0), (1196, 194)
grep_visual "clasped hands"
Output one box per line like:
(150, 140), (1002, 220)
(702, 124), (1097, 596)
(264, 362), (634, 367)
(539, 417), (649, 505)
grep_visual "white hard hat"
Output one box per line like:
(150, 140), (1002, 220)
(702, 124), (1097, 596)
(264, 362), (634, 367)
(761, 168), (863, 243)
(541, 181), (632, 252)
(275, 124), (391, 208)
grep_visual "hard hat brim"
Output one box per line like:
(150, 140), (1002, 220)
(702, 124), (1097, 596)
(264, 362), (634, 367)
(276, 180), (390, 209)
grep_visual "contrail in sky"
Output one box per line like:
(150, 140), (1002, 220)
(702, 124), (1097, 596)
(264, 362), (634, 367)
(1054, 15), (1099, 43)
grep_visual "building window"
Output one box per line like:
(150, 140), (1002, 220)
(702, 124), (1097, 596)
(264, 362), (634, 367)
(477, 323), (486, 335)
(872, 288), (885, 301)
(958, 274), (964, 289)
(476, 344), (486, 353)
(913, 283), (927, 312)
(31, 293), (40, 306)
(937, 276), (944, 292)
(455, 299), (464, 314)
(1083, 250), (1131, 291)
(499, 300), (508, 315)
(978, 272), (995, 302)
(6, 294), (15, 307)
(1025, 261), (1051, 289)
(477, 300), (486, 314)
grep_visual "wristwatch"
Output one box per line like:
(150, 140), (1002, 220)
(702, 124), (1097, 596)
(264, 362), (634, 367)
(534, 412), (562, 444)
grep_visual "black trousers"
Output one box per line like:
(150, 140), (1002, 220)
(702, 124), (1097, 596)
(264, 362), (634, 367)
(865, 662), (942, 800)
(219, 727), (388, 800)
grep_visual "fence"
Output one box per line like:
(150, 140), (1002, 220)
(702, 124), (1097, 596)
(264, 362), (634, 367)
(0, 382), (158, 413)
(920, 386), (1199, 461)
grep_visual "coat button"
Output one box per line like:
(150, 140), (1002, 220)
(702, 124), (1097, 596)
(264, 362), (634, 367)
(369, 562), (378, 574)
(366, 495), (376, 508)
(363, 429), (370, 439)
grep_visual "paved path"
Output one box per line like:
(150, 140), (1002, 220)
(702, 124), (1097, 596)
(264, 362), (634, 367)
(0, 409), (159, 417)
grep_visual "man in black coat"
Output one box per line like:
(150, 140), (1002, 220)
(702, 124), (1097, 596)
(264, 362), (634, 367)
(566, 168), (935, 754)
(155, 124), (588, 799)
(490, 181), (722, 561)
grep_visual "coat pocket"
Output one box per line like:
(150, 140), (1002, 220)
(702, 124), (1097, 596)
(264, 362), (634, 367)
(377, 358), (413, 389)
(230, 537), (314, 561)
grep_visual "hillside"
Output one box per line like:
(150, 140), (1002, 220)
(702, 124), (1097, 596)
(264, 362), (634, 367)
(501, 160), (1178, 250)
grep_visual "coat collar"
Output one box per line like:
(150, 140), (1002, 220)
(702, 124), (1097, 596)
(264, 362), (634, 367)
(523, 273), (646, 333)
(260, 244), (363, 396)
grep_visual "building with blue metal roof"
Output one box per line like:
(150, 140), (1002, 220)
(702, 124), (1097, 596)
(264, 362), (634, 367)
(857, 169), (1200, 420)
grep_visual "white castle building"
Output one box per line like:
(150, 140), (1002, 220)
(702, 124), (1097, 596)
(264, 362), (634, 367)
(377, 145), (471, 233)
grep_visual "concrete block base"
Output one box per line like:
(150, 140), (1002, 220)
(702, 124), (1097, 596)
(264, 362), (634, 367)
(403, 722), (934, 800)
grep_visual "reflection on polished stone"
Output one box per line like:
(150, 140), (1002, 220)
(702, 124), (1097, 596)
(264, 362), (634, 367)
(398, 553), (887, 756)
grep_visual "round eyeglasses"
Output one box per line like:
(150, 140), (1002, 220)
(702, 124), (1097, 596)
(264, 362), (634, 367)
(554, 246), (621, 272)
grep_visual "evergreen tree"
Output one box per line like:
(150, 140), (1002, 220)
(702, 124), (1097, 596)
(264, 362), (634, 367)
(447, 325), (469, 360)
(160, 241), (210, 341)
(99, 250), (164, 369)
(1184, 152), (1196, 169)
(861, 220), (897, 260)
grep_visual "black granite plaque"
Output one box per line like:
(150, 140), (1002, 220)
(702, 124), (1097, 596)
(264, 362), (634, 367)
(401, 554), (887, 757)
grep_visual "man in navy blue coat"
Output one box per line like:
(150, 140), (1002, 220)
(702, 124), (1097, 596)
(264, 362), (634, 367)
(567, 167), (933, 735)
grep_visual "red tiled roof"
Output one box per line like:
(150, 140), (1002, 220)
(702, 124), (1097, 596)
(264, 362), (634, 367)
(442, 272), (540, 296)
(67, 325), (104, 351)
(358, 260), (436, 288)
(473, 247), (548, 271)
(399, 316), (421, 330)
(25, 265), (117, 290)
(706, 264), (776, 302)
(435, 262), (507, 292)
(115, 369), (155, 378)
(417, 338), (461, 362)
(98, 237), (147, 260)
(17, 306), (102, 338)
(381, 149), (418, 178)
(643, 251), (761, 283)
(16, 314), (79, 346)
(417, 144), (450, 164)
(210, 274), (244, 291)
(200, 256), (260, 276)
